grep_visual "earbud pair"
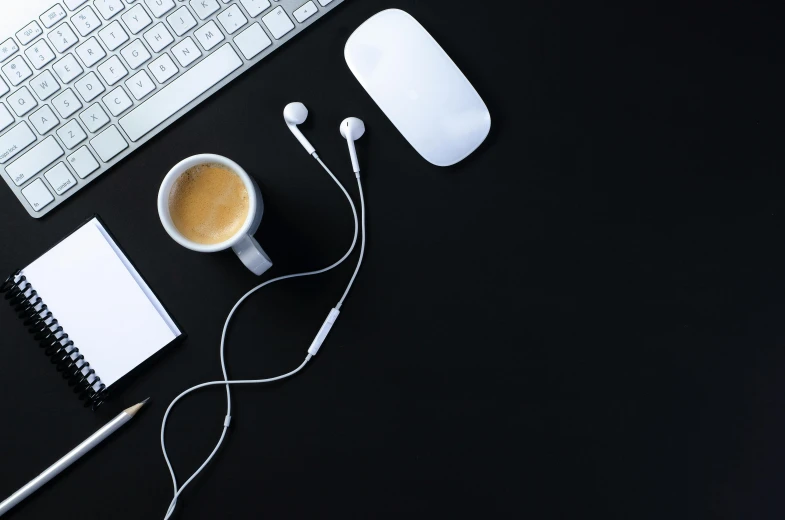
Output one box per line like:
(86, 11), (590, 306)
(284, 102), (365, 173)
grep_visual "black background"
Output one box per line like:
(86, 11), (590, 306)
(2, 1), (784, 518)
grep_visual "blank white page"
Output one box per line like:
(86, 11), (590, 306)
(23, 218), (180, 387)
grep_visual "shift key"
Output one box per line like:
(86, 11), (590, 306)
(6, 136), (63, 186)
(0, 122), (37, 166)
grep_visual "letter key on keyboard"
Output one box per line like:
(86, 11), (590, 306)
(119, 44), (241, 141)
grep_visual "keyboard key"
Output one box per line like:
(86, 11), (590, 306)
(0, 39), (20, 63)
(30, 105), (59, 134)
(7, 87), (38, 117)
(68, 146), (100, 178)
(240, 0), (271, 18)
(64, 0), (90, 9)
(41, 4), (68, 28)
(48, 23), (80, 52)
(90, 125), (127, 161)
(57, 119), (87, 149)
(167, 6), (198, 36)
(102, 86), (133, 116)
(125, 70), (156, 99)
(44, 163), (77, 195)
(145, 0), (176, 18)
(234, 23), (271, 60)
(25, 40), (56, 70)
(80, 103), (110, 132)
(262, 6), (294, 39)
(0, 123), (37, 165)
(293, 1), (318, 23)
(121, 40), (152, 69)
(120, 44), (241, 141)
(52, 54), (84, 84)
(75, 72), (106, 102)
(217, 5), (247, 35)
(75, 37), (106, 67)
(97, 56), (128, 85)
(94, 0), (125, 20)
(21, 179), (55, 212)
(2, 56), (33, 86)
(194, 21), (224, 51)
(172, 37), (202, 67)
(30, 70), (61, 101)
(0, 77), (7, 97)
(72, 6), (102, 36)
(99, 20), (129, 51)
(191, 0), (220, 20)
(17, 22), (44, 46)
(6, 136), (64, 185)
(144, 23), (174, 52)
(52, 89), (83, 118)
(0, 104), (13, 132)
(122, 4), (153, 35)
(149, 54), (178, 83)
(317, 0), (334, 5)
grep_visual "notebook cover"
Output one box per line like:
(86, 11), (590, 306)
(19, 214), (186, 407)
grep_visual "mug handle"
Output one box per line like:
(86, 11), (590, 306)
(232, 235), (273, 276)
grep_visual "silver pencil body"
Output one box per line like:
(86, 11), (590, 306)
(0, 406), (137, 516)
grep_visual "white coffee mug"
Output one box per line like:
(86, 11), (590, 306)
(157, 154), (273, 276)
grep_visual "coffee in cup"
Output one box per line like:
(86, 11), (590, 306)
(158, 154), (273, 276)
(168, 163), (250, 245)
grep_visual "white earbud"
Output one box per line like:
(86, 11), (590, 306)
(340, 117), (365, 174)
(284, 102), (316, 155)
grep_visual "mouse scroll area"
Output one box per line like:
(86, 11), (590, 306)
(345, 9), (491, 167)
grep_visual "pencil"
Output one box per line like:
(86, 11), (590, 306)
(0, 398), (150, 516)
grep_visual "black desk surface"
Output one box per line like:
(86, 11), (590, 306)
(2, 1), (783, 518)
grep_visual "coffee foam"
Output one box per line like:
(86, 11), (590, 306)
(168, 163), (250, 245)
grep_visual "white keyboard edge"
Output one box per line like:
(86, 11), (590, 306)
(0, 0), (346, 218)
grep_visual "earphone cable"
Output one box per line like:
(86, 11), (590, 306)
(314, 157), (366, 310)
(161, 154), (366, 520)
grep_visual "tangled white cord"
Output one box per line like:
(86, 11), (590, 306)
(160, 154), (366, 519)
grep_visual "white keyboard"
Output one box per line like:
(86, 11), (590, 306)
(0, 0), (344, 218)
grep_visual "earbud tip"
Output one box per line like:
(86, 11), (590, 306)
(340, 117), (366, 140)
(284, 102), (308, 125)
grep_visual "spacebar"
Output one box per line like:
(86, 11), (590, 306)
(119, 44), (243, 142)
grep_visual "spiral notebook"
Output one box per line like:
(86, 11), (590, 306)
(1, 217), (182, 409)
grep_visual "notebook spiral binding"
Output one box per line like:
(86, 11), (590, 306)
(1, 270), (108, 410)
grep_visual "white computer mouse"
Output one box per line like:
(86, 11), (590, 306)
(345, 9), (491, 167)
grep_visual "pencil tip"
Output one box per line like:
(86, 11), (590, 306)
(124, 398), (151, 417)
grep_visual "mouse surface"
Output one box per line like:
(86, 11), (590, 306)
(345, 9), (491, 167)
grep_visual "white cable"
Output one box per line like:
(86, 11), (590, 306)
(160, 357), (312, 519)
(161, 154), (367, 520)
(335, 168), (366, 311)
